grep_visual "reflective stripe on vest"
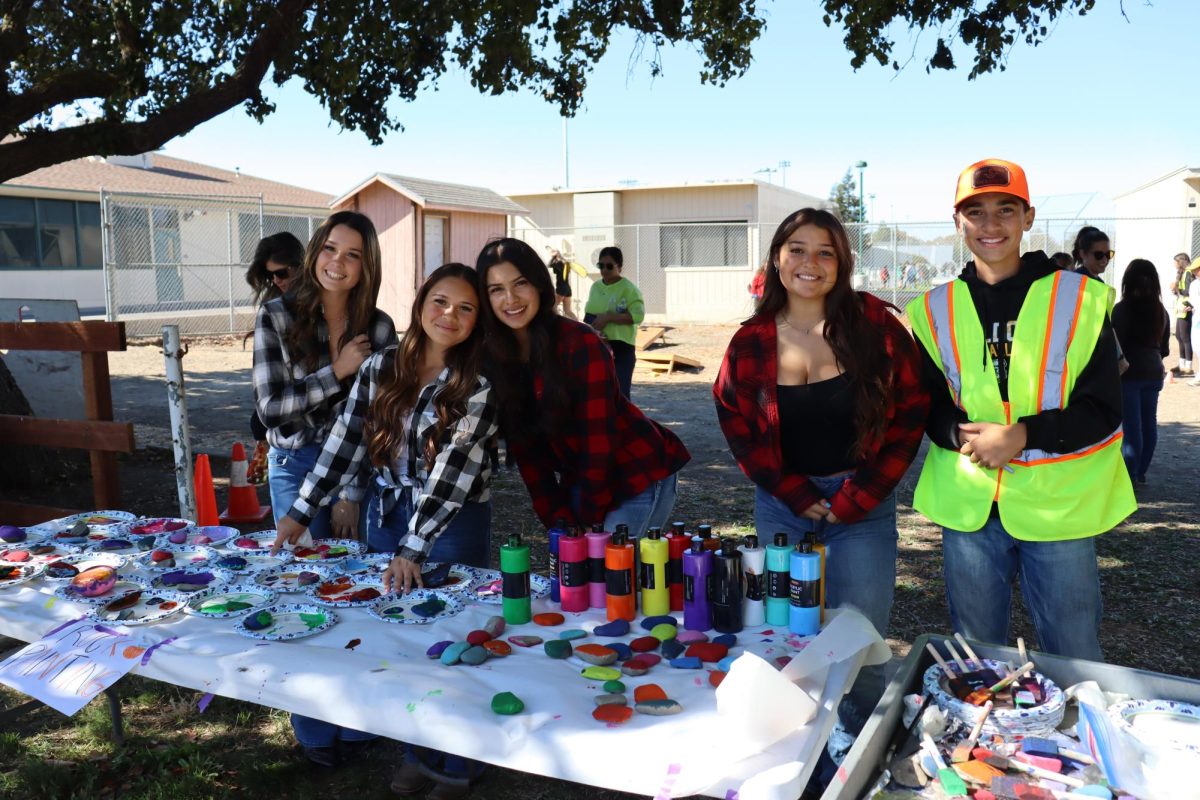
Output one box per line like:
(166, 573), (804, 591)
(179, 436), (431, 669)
(924, 283), (962, 408)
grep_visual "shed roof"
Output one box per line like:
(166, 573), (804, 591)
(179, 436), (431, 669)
(1113, 165), (1200, 200)
(335, 173), (527, 215)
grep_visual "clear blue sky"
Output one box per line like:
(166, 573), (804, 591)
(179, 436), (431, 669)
(162, 0), (1198, 223)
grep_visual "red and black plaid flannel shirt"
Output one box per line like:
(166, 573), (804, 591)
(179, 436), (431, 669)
(508, 317), (691, 528)
(713, 292), (928, 524)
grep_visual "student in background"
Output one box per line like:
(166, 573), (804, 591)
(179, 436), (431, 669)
(1072, 226), (1114, 281)
(1112, 259), (1170, 484)
(1049, 251), (1073, 270)
(1173, 252), (1195, 377)
(584, 246), (645, 398)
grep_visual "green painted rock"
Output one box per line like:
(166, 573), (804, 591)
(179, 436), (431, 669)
(544, 639), (573, 659)
(636, 699), (683, 716)
(580, 666), (622, 681)
(595, 693), (628, 707)
(649, 623), (678, 642)
(602, 679), (626, 693)
(491, 691), (524, 715)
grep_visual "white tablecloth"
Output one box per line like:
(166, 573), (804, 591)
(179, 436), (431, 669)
(0, 576), (883, 799)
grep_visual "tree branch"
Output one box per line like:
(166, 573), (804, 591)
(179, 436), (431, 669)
(0, 69), (122, 131)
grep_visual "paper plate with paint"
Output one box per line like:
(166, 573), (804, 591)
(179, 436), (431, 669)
(83, 534), (161, 556)
(922, 659), (1065, 737)
(306, 573), (386, 608)
(229, 531), (279, 552)
(0, 561), (44, 587)
(150, 566), (234, 593)
(184, 586), (278, 619)
(337, 553), (392, 577)
(176, 525), (240, 548)
(137, 544), (221, 572)
(54, 573), (151, 607)
(234, 603), (339, 641)
(465, 569), (551, 605)
(40, 552), (129, 582)
(252, 563), (333, 593)
(1110, 699), (1200, 754)
(289, 538), (362, 562)
(89, 588), (187, 626)
(419, 562), (480, 592)
(367, 589), (465, 625)
(210, 550), (291, 575)
(0, 541), (82, 567)
(124, 517), (195, 538)
(26, 510), (136, 538)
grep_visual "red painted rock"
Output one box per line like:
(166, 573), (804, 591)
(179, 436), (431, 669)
(630, 636), (659, 652)
(575, 644), (619, 666)
(508, 635), (543, 647)
(634, 684), (668, 702)
(709, 670), (727, 688)
(622, 655), (659, 672)
(2, 550), (30, 563)
(774, 655), (793, 670)
(632, 654), (661, 667)
(685, 642), (729, 663)
(533, 612), (565, 626)
(466, 629), (493, 646)
(483, 639), (512, 657)
(592, 704), (634, 725)
(150, 549), (174, 563)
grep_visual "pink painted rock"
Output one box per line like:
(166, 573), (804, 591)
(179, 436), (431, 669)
(483, 615), (506, 637)
(2, 549), (30, 563)
(508, 635), (543, 648)
(167, 530), (188, 545)
(677, 630), (709, 644)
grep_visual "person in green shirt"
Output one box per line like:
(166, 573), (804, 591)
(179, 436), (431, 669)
(584, 246), (645, 398)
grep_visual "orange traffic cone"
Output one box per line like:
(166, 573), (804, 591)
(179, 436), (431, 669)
(193, 454), (220, 526)
(220, 442), (272, 525)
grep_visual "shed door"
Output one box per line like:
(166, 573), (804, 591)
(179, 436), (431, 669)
(424, 216), (447, 277)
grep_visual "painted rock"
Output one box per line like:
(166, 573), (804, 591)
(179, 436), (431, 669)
(491, 691), (524, 715)
(649, 623), (678, 642)
(426, 640), (454, 658)
(660, 638), (685, 660)
(466, 629), (492, 646)
(575, 644), (618, 667)
(243, 610), (273, 630)
(774, 656), (792, 670)
(709, 670), (727, 688)
(630, 636), (659, 652)
(602, 679), (626, 693)
(460, 645), (489, 666)
(508, 635), (543, 648)
(134, 536), (157, 551)
(636, 699), (683, 716)
(593, 618), (630, 637)
(669, 656), (702, 670)
(558, 628), (587, 641)
(150, 550), (175, 564)
(3, 549), (29, 562)
(640, 615), (679, 631)
(0, 526), (26, 543)
(712, 633), (737, 648)
(45, 561), (79, 578)
(580, 666), (622, 681)
(98, 538), (132, 551)
(483, 615), (506, 637)
(532, 612), (564, 626)
(216, 556), (248, 571)
(609, 642), (633, 661)
(440, 641), (471, 666)
(70, 565), (116, 597)
(234, 537), (260, 549)
(685, 643), (729, 663)
(543, 640), (573, 659)
(483, 640), (512, 657)
(621, 663), (649, 677)
(628, 654), (661, 668)
(193, 535), (214, 545)
(717, 655), (736, 672)
(592, 705), (633, 725)
(295, 569), (320, 586)
(634, 684), (668, 702)
(167, 530), (188, 545)
(411, 597), (446, 618)
(595, 693), (628, 707)
(677, 630), (709, 644)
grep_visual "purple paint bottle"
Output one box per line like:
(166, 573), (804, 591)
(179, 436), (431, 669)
(585, 524), (611, 609)
(682, 536), (713, 632)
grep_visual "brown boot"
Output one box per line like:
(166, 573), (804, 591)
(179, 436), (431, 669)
(389, 761), (431, 796)
(426, 779), (471, 800)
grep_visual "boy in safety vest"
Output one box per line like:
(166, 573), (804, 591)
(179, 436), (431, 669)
(907, 159), (1135, 661)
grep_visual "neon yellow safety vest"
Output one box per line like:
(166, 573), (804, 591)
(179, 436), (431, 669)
(906, 270), (1135, 540)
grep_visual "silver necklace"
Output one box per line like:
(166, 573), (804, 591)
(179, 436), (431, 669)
(777, 313), (824, 336)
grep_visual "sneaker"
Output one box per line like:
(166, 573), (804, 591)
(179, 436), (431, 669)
(1189, 377), (1200, 387)
(390, 761), (431, 796)
(300, 745), (337, 768)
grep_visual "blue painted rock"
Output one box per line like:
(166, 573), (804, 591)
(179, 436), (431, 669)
(649, 623), (677, 642)
(669, 656), (702, 670)
(0, 525), (26, 543)
(216, 555), (248, 571)
(640, 615), (679, 631)
(426, 640), (454, 658)
(716, 655), (737, 672)
(411, 596), (447, 618)
(508, 635), (543, 648)
(660, 638), (685, 660)
(595, 693), (628, 707)
(243, 610), (273, 630)
(676, 630), (709, 644)
(580, 666), (622, 681)
(636, 699), (683, 716)
(593, 618), (630, 637)
(608, 642), (633, 661)
(483, 615), (506, 637)
(712, 633), (737, 648)
(98, 538), (133, 551)
(460, 645), (489, 666)
(70, 565), (116, 597)
(575, 644), (618, 666)
(440, 641), (471, 666)
(558, 628), (587, 641)
(491, 691), (524, 715)
(544, 639), (573, 659)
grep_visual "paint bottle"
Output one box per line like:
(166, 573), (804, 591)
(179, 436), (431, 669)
(605, 528), (637, 621)
(639, 527), (670, 616)
(499, 533), (531, 625)
(789, 541), (821, 636)
(585, 524), (611, 609)
(805, 532), (827, 623)
(558, 527), (589, 613)
(664, 525), (690, 612)
(711, 538), (744, 634)
(698, 524), (722, 553)
(765, 532), (791, 626)
(682, 536), (713, 631)
(739, 534), (766, 628)
(617, 523), (639, 593)
(547, 517), (567, 603)
(670, 521), (687, 540)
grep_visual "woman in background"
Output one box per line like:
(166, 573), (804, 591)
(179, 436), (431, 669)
(1112, 259), (1170, 484)
(584, 246), (644, 398)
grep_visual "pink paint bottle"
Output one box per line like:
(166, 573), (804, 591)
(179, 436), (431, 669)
(585, 524), (611, 609)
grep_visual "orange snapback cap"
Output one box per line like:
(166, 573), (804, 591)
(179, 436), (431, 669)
(954, 158), (1030, 208)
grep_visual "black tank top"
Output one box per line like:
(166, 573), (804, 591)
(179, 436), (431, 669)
(777, 373), (857, 476)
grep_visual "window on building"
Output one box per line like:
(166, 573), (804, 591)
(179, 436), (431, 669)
(0, 197), (37, 268)
(0, 198), (106, 269)
(78, 203), (102, 267)
(659, 221), (749, 268)
(38, 199), (78, 267)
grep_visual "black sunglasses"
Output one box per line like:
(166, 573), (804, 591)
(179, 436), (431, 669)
(268, 266), (292, 280)
(1091, 250), (1114, 261)
(597, 262), (618, 270)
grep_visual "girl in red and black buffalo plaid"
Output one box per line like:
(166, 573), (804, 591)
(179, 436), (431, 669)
(713, 208), (927, 744)
(477, 238), (690, 533)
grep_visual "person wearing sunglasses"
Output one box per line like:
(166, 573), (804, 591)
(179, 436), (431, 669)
(1072, 226), (1115, 282)
(583, 246), (645, 398)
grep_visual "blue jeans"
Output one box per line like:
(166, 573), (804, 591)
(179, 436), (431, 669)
(943, 516), (1103, 661)
(569, 473), (679, 538)
(1120, 378), (1163, 481)
(609, 339), (636, 399)
(267, 444), (370, 537)
(754, 475), (898, 735)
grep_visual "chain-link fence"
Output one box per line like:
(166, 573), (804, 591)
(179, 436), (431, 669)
(101, 191), (329, 336)
(511, 216), (1200, 323)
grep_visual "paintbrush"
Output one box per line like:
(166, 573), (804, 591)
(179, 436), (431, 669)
(1021, 737), (1096, 766)
(922, 732), (969, 798)
(954, 632), (1003, 685)
(965, 661), (1035, 706)
(926, 642), (973, 700)
(970, 748), (1086, 788)
(951, 700), (992, 763)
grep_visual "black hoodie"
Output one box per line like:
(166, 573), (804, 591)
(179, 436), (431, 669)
(918, 250), (1123, 454)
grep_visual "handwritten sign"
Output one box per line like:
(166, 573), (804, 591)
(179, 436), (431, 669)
(0, 618), (148, 715)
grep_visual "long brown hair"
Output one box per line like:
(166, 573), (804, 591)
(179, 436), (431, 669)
(364, 263), (483, 470)
(286, 211), (383, 372)
(756, 208), (892, 458)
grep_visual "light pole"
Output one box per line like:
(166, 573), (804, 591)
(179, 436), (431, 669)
(754, 167), (777, 184)
(778, 160), (791, 189)
(869, 193), (876, 223)
(854, 160), (868, 223)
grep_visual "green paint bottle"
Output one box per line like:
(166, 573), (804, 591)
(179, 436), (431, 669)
(500, 533), (532, 624)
